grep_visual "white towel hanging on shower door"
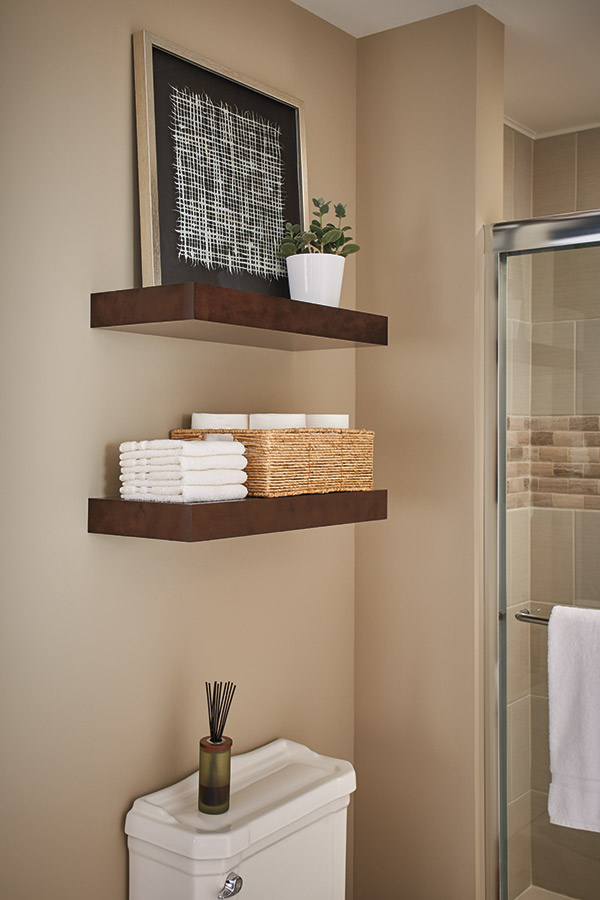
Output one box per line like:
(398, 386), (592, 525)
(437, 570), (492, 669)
(547, 605), (600, 832)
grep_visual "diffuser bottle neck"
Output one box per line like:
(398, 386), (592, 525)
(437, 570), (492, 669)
(200, 736), (233, 753)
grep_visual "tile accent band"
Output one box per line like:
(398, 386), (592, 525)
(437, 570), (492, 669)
(507, 415), (600, 510)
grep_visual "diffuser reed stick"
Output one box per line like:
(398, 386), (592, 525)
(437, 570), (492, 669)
(205, 681), (236, 743)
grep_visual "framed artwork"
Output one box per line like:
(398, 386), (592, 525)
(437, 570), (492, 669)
(133, 30), (308, 295)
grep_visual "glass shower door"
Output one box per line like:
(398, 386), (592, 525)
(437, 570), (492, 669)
(496, 217), (600, 900)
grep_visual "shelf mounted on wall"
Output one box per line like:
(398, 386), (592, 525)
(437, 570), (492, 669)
(90, 281), (388, 351)
(89, 280), (388, 542)
(88, 491), (388, 542)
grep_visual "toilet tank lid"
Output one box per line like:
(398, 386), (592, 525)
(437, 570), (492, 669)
(125, 738), (356, 861)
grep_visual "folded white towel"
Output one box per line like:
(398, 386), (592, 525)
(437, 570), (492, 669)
(121, 470), (180, 481)
(119, 463), (180, 473)
(120, 439), (178, 452)
(121, 469), (248, 487)
(119, 440), (245, 458)
(120, 455), (247, 473)
(120, 484), (248, 502)
(548, 605), (600, 832)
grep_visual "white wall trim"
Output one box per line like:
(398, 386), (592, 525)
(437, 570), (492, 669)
(535, 121), (600, 139)
(504, 116), (535, 139)
(504, 115), (600, 141)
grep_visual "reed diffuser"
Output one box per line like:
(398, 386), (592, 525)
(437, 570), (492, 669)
(198, 681), (236, 815)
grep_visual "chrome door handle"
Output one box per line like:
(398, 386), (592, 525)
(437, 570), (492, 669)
(218, 872), (243, 898)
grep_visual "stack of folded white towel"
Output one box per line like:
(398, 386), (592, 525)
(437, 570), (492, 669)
(119, 439), (248, 503)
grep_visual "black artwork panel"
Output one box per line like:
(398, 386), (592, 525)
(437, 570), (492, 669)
(152, 46), (302, 295)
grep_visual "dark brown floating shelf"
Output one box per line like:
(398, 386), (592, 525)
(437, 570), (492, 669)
(88, 491), (388, 542)
(91, 282), (388, 350)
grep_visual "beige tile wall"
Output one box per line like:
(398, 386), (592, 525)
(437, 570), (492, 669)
(507, 254), (533, 321)
(530, 242), (600, 434)
(508, 790), (532, 900)
(507, 417), (600, 510)
(531, 789), (600, 900)
(533, 127), (600, 216)
(527, 503), (600, 899)
(577, 318), (600, 412)
(527, 598), (600, 900)
(504, 125), (534, 900)
(506, 417), (531, 508)
(506, 505), (532, 900)
(531, 323), (576, 415)
(533, 134), (578, 216)
(507, 320), (532, 417)
(530, 510), (575, 606)
(506, 235), (600, 510)
(532, 248), (600, 323)
(505, 122), (534, 437)
(575, 512), (600, 607)
(506, 493), (532, 898)
(577, 129), (600, 211)
(507, 507), (531, 612)
(504, 126), (533, 221)
(504, 124), (600, 899)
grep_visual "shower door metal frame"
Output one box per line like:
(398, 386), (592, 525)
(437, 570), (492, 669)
(483, 211), (600, 900)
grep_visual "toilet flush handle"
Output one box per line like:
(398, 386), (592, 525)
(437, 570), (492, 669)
(217, 872), (243, 898)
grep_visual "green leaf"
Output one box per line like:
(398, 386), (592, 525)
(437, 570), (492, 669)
(313, 197), (324, 207)
(342, 226), (352, 231)
(322, 228), (343, 245)
(334, 203), (347, 218)
(340, 243), (360, 256)
(279, 241), (297, 257)
(319, 202), (330, 215)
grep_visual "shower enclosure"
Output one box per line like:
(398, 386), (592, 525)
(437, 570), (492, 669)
(486, 211), (600, 900)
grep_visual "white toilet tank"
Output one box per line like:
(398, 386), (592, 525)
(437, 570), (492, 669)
(125, 738), (356, 900)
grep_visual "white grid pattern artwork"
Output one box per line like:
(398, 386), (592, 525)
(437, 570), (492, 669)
(170, 85), (286, 279)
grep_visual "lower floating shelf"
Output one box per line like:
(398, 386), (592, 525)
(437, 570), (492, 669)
(88, 491), (387, 542)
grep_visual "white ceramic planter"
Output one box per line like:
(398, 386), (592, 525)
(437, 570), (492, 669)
(286, 254), (346, 307)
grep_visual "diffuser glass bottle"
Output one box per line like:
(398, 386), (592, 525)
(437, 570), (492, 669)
(199, 681), (236, 815)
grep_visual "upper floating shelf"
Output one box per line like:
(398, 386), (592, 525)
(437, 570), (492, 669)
(90, 282), (388, 351)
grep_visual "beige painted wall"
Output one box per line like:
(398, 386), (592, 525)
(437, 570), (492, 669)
(0, 2), (358, 899)
(1, 1), (509, 897)
(354, 9), (504, 899)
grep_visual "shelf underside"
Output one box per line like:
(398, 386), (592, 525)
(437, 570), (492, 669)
(88, 491), (388, 542)
(91, 282), (388, 350)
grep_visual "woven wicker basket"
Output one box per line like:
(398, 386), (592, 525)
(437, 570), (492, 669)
(169, 428), (374, 498)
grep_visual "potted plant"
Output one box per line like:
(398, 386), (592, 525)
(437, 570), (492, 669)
(279, 197), (360, 307)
